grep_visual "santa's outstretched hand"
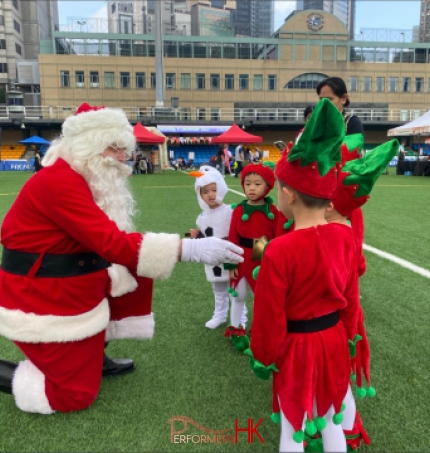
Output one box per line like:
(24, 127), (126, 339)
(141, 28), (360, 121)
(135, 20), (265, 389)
(181, 237), (244, 266)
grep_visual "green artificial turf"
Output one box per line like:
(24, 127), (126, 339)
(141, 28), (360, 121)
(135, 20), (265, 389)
(0, 169), (429, 452)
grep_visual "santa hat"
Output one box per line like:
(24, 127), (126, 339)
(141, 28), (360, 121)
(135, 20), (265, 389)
(240, 162), (276, 200)
(332, 139), (399, 217)
(276, 98), (344, 199)
(191, 165), (228, 210)
(44, 103), (136, 167)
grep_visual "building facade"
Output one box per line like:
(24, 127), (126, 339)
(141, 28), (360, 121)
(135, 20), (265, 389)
(233, 0), (274, 38)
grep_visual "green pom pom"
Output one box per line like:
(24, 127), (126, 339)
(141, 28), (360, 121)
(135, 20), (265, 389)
(293, 430), (304, 443)
(252, 266), (260, 280)
(351, 373), (356, 382)
(268, 212), (274, 220)
(227, 287), (234, 294)
(241, 213), (249, 221)
(314, 416), (327, 431)
(332, 413), (344, 425)
(231, 203), (238, 209)
(232, 290), (238, 297)
(305, 419), (317, 437)
(284, 219), (294, 230)
(266, 195), (274, 204)
(271, 412), (281, 424)
(356, 387), (366, 399)
(366, 386), (376, 398)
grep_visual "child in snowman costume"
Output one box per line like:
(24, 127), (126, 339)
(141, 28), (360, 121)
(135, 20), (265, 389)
(190, 166), (247, 329)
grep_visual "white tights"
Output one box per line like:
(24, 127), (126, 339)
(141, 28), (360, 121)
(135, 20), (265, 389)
(279, 404), (346, 453)
(230, 277), (252, 328)
(341, 385), (356, 430)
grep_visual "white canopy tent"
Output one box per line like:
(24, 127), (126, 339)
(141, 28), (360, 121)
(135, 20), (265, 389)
(387, 110), (430, 136)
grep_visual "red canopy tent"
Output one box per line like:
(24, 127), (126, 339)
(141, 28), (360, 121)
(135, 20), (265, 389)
(210, 124), (263, 144)
(133, 123), (166, 144)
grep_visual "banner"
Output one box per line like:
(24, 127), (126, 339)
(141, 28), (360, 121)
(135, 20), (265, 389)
(3, 159), (30, 171)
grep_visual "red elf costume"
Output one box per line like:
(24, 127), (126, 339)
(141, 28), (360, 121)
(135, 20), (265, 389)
(246, 98), (362, 452)
(224, 162), (279, 351)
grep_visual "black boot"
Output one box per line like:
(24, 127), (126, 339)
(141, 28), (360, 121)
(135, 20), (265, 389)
(0, 359), (18, 394)
(102, 354), (135, 377)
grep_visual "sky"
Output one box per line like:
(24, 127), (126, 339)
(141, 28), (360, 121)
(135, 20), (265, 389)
(58, 1), (421, 35)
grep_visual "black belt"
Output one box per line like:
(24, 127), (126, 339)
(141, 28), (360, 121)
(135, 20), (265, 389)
(1, 247), (111, 278)
(287, 311), (339, 333)
(238, 235), (254, 249)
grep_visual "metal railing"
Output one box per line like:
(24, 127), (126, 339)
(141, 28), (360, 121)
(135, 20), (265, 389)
(0, 105), (424, 124)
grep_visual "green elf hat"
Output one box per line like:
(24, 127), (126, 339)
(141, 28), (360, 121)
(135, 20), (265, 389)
(333, 139), (399, 217)
(276, 98), (345, 199)
(341, 133), (364, 165)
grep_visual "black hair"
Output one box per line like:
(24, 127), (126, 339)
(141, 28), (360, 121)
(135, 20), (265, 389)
(304, 105), (314, 120)
(316, 76), (350, 108)
(278, 179), (331, 209)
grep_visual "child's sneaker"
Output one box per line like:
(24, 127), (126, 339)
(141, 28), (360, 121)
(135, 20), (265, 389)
(205, 316), (226, 329)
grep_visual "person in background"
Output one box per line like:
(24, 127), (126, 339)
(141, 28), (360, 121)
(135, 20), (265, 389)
(295, 105), (314, 143)
(317, 77), (364, 137)
(34, 149), (43, 173)
(217, 145), (226, 175)
(0, 102), (244, 415)
(234, 142), (244, 177)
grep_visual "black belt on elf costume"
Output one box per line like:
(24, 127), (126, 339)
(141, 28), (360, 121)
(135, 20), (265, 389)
(238, 235), (255, 249)
(287, 311), (339, 333)
(1, 247), (111, 278)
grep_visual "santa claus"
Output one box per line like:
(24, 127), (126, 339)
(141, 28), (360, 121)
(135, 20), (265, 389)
(0, 103), (243, 414)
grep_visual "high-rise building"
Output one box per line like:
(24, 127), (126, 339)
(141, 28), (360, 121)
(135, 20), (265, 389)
(419, 0), (430, 42)
(234, 0), (274, 38)
(0, 0), (59, 103)
(296, 0), (355, 37)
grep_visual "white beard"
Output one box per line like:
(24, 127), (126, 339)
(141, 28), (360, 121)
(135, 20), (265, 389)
(73, 156), (136, 233)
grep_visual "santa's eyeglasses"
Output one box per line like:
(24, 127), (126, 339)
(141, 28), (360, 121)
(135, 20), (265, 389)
(108, 145), (131, 158)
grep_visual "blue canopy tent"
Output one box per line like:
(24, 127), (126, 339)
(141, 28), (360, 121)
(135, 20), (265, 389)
(19, 136), (51, 146)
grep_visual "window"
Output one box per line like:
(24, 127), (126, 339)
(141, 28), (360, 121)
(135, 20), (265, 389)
(135, 72), (146, 88)
(120, 72), (130, 88)
(389, 77), (398, 92)
(225, 74), (234, 90)
(376, 77), (385, 92)
(415, 77), (424, 92)
(253, 74), (263, 90)
(349, 76), (358, 92)
(104, 72), (115, 88)
(75, 71), (85, 87)
(15, 43), (21, 55)
(196, 73), (205, 90)
(13, 20), (20, 33)
(0, 39), (6, 50)
(239, 74), (249, 90)
(197, 108), (206, 121)
(180, 73), (190, 89)
(210, 108), (220, 121)
(284, 73), (328, 90)
(402, 77), (411, 92)
(90, 71), (99, 87)
(0, 63), (7, 73)
(151, 72), (156, 88)
(166, 73), (176, 89)
(362, 77), (372, 92)
(60, 70), (70, 87)
(268, 75), (277, 91)
(0, 16), (4, 26)
(12, 0), (19, 10)
(210, 73), (220, 90)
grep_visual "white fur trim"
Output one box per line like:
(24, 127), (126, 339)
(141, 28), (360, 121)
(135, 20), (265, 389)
(108, 264), (138, 297)
(105, 313), (155, 341)
(137, 232), (180, 280)
(0, 299), (110, 343)
(13, 360), (55, 414)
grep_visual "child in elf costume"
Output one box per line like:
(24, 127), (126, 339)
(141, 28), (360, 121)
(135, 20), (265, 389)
(189, 166), (247, 329)
(246, 98), (361, 452)
(224, 163), (279, 350)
